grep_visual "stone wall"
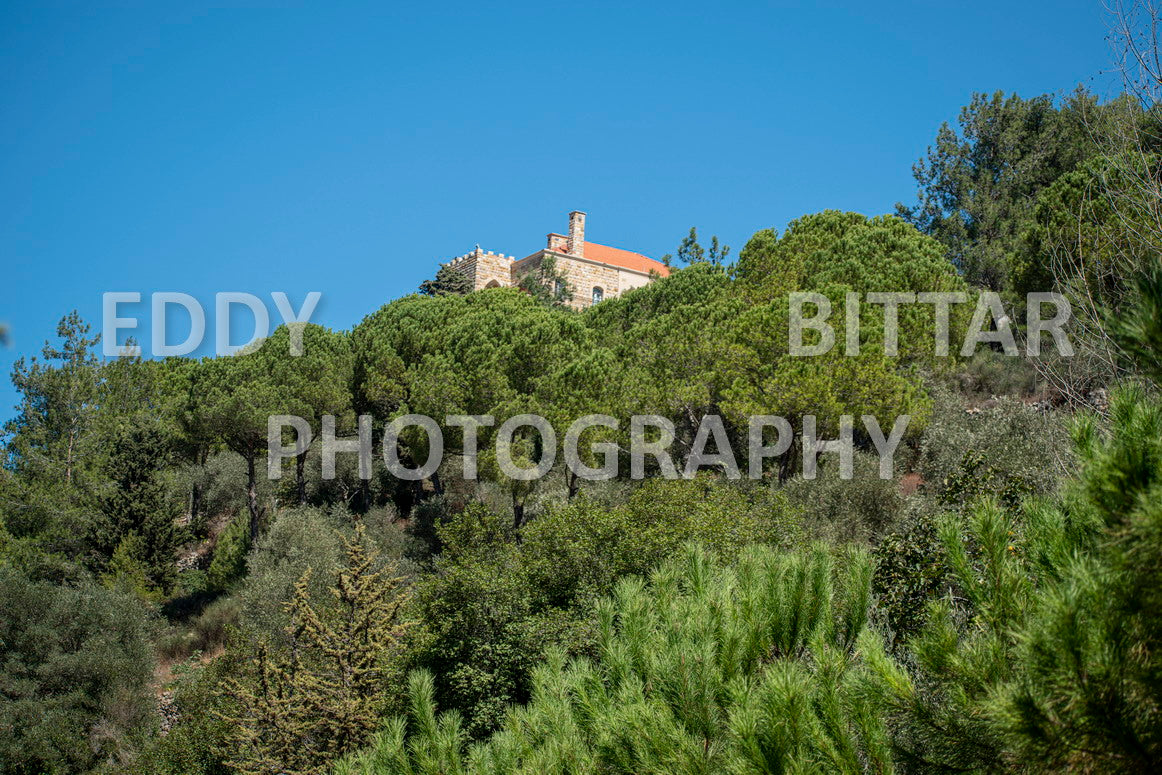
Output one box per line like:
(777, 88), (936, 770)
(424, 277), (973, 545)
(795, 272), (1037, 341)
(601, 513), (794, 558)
(617, 267), (652, 293)
(513, 250), (625, 310)
(558, 253), (619, 308)
(446, 240), (655, 309)
(567, 211), (586, 257)
(444, 247), (514, 290)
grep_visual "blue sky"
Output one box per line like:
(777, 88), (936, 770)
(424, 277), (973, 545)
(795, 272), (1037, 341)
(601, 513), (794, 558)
(1, 1), (1117, 419)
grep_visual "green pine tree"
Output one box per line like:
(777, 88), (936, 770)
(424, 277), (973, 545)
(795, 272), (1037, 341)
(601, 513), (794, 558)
(335, 543), (892, 774)
(419, 264), (473, 297)
(94, 422), (179, 596)
(221, 525), (409, 775)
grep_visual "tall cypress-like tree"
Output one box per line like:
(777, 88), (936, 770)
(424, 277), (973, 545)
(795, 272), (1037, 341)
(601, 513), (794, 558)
(222, 525), (408, 775)
(94, 422), (178, 595)
(418, 264), (473, 297)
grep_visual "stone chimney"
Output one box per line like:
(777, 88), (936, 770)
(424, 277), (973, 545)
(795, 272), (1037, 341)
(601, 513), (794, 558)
(567, 210), (586, 257)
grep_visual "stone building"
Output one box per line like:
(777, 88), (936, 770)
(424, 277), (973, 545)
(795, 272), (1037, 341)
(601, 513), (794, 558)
(442, 211), (670, 309)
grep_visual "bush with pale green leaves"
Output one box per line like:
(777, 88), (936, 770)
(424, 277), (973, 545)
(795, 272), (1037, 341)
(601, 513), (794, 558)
(402, 477), (799, 738)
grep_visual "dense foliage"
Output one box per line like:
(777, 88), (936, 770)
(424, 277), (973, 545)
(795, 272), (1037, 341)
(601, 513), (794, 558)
(4, 14), (1162, 773)
(337, 542), (886, 774)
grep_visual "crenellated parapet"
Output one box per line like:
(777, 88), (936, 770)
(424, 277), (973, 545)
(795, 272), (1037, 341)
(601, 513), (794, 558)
(443, 246), (514, 290)
(432, 211), (668, 302)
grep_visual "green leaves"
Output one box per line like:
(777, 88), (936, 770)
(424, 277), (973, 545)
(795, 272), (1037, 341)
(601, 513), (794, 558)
(898, 89), (1104, 292)
(989, 385), (1162, 771)
(515, 255), (575, 308)
(221, 525), (409, 775)
(340, 543), (884, 774)
(873, 384), (1162, 773)
(0, 567), (155, 775)
(419, 264), (473, 297)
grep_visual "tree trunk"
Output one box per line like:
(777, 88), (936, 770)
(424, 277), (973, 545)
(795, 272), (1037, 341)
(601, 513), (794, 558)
(778, 438), (799, 483)
(65, 427), (75, 484)
(359, 480), (371, 514)
(567, 469), (580, 500)
(191, 481), (201, 524)
(512, 496), (525, 531)
(246, 454), (261, 544)
(190, 446), (207, 526)
(296, 450), (308, 506)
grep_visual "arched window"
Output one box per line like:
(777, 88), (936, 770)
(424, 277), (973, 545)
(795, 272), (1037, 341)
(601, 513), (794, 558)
(592, 286), (604, 304)
(554, 280), (565, 297)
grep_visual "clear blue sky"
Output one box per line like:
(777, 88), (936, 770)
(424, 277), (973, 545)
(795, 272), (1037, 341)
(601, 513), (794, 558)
(1, 1), (1118, 419)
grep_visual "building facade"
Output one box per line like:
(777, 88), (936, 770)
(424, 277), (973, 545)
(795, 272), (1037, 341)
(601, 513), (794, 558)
(443, 211), (670, 309)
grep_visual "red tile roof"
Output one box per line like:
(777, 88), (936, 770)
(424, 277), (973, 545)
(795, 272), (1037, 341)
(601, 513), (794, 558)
(578, 241), (670, 276)
(515, 242), (670, 277)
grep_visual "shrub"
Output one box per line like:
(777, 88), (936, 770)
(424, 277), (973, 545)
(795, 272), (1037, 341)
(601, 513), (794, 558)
(234, 507), (348, 646)
(205, 512), (250, 593)
(916, 385), (1072, 503)
(129, 656), (235, 775)
(404, 476), (799, 737)
(948, 349), (1040, 399)
(337, 543), (892, 774)
(404, 494), (456, 560)
(871, 499), (950, 643)
(172, 452), (252, 537)
(995, 385), (1162, 771)
(0, 568), (156, 775)
(782, 451), (905, 544)
(521, 476), (797, 606)
(236, 505), (416, 649)
(874, 385), (1162, 772)
(221, 526), (409, 774)
(155, 594), (242, 664)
